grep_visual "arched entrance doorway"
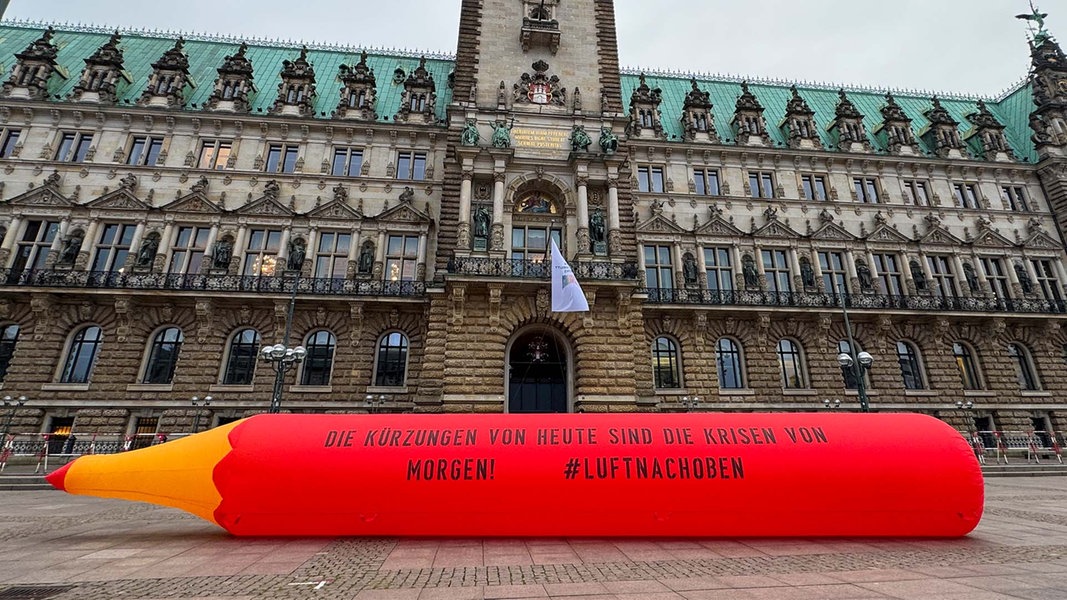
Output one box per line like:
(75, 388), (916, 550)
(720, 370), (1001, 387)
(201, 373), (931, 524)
(507, 327), (570, 413)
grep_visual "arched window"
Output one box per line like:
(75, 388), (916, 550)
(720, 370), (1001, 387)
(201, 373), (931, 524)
(143, 327), (184, 384)
(953, 342), (983, 390)
(776, 338), (806, 389)
(1007, 343), (1039, 391)
(374, 332), (409, 387)
(0, 324), (19, 383)
(895, 341), (925, 390)
(301, 330), (336, 386)
(652, 337), (681, 389)
(61, 326), (103, 384)
(222, 329), (261, 385)
(716, 338), (745, 389)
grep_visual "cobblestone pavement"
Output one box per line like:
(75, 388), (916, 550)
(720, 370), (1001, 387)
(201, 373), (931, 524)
(0, 478), (1064, 599)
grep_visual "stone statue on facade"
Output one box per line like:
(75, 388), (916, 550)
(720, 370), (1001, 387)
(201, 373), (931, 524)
(358, 242), (374, 274)
(682, 253), (698, 286)
(599, 127), (618, 154)
(474, 205), (491, 239)
(800, 257), (816, 289)
(213, 237), (233, 270)
(398, 186), (415, 204)
(909, 260), (928, 291)
(589, 208), (606, 243)
(460, 119), (480, 146)
(287, 238), (306, 271)
(58, 232), (82, 266)
(856, 259), (873, 291)
(491, 119), (513, 148)
(742, 255), (760, 289)
(570, 125), (591, 152)
(136, 234), (159, 267)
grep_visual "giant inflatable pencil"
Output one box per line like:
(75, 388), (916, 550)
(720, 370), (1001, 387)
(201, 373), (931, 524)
(47, 413), (983, 537)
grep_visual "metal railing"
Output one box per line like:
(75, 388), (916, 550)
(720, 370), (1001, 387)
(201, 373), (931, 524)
(0, 269), (427, 298)
(447, 257), (639, 281)
(640, 288), (1067, 314)
(969, 430), (1065, 464)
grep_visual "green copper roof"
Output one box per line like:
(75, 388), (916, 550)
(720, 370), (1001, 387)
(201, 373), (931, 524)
(0, 22), (454, 122)
(619, 73), (1038, 163)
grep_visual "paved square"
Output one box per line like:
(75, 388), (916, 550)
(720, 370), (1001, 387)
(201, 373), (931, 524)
(0, 477), (1064, 599)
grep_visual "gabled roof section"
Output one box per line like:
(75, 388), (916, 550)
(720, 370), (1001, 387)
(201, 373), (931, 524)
(919, 224), (965, 246)
(308, 198), (363, 221)
(0, 22), (454, 124)
(866, 224), (911, 244)
(810, 221), (856, 242)
(162, 190), (224, 213)
(970, 228), (1016, 249)
(373, 197), (432, 224)
(1024, 230), (1062, 250)
(4, 182), (73, 207)
(237, 193), (294, 217)
(85, 187), (150, 210)
(620, 71), (1037, 162)
(637, 212), (687, 234)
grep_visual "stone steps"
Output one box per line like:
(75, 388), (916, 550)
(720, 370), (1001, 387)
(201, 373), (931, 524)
(982, 462), (1067, 477)
(0, 474), (52, 491)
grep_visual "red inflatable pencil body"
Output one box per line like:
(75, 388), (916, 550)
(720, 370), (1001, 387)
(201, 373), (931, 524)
(48, 413), (984, 537)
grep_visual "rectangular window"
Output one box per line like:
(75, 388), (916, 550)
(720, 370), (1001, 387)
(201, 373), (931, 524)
(818, 251), (848, 295)
(127, 136), (164, 167)
(168, 226), (211, 275)
(265, 143), (300, 174)
(800, 174), (828, 201)
(637, 165), (665, 193)
(396, 151), (427, 180)
(511, 226), (562, 262)
(853, 177), (880, 204)
(901, 180), (930, 206)
(873, 253), (904, 296)
(331, 147), (364, 177)
(927, 255), (958, 298)
(242, 229), (283, 276)
(693, 168), (720, 196)
(748, 171), (775, 199)
(130, 416), (159, 451)
(703, 247), (733, 293)
(13, 220), (60, 273)
(644, 245), (674, 289)
(55, 132), (94, 163)
(761, 249), (792, 293)
(1001, 186), (1031, 212)
(1032, 259), (1063, 302)
(981, 257), (1012, 300)
(385, 235), (419, 281)
(952, 183), (980, 209)
(314, 231), (353, 279)
(90, 223), (137, 273)
(198, 140), (233, 170)
(0, 128), (20, 158)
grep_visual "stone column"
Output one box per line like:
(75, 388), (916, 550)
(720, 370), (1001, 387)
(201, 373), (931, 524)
(916, 251), (935, 294)
(1053, 258), (1067, 294)
(607, 177), (621, 256)
(417, 232), (428, 281)
(1, 216), (22, 250)
(232, 225), (249, 275)
(75, 219), (98, 269)
(491, 172), (506, 252)
(1022, 255), (1040, 297)
(970, 250), (991, 295)
(731, 246), (744, 289)
(844, 249), (859, 294)
(576, 175), (590, 255)
(457, 169), (474, 249)
(375, 230), (387, 280)
(347, 229), (361, 279)
(277, 228), (292, 275)
(1005, 252), (1023, 297)
(695, 245), (709, 288)
(303, 227), (318, 277)
(811, 249), (826, 292)
(125, 221), (147, 271)
(788, 247), (803, 292)
(672, 244), (685, 289)
(951, 254), (970, 297)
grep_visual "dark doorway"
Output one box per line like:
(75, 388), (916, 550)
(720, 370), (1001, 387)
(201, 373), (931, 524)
(508, 330), (568, 413)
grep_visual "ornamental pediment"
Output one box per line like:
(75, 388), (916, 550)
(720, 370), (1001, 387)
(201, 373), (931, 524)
(374, 202), (431, 224)
(308, 199), (363, 221)
(163, 191), (224, 214)
(694, 215), (744, 237)
(6, 185), (73, 207)
(637, 214), (687, 234)
(237, 195), (294, 217)
(85, 188), (150, 211)
(1024, 231), (1061, 250)
(810, 222), (856, 241)
(753, 220), (801, 240)
(970, 229), (1014, 249)
(865, 224), (911, 244)
(919, 226), (964, 246)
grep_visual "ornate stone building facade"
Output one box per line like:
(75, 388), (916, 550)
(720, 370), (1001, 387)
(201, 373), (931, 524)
(0, 2), (1065, 444)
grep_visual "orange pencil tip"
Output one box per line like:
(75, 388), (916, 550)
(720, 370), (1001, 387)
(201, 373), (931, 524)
(46, 461), (72, 491)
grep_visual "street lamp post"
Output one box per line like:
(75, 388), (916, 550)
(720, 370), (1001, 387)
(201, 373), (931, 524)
(1, 395), (26, 444)
(836, 285), (873, 412)
(260, 276), (306, 414)
(191, 395), (212, 433)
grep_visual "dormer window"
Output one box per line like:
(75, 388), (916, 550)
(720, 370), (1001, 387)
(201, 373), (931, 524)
(520, 0), (561, 53)
(1, 27), (59, 100)
(271, 46), (317, 117)
(206, 42), (255, 113)
(139, 37), (189, 107)
(393, 57), (437, 124)
(965, 100), (1013, 161)
(335, 51), (378, 120)
(72, 32), (124, 103)
(627, 74), (664, 139)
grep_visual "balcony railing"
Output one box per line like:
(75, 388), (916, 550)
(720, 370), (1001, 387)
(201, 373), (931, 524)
(448, 257), (639, 281)
(640, 287), (1067, 315)
(0, 269), (427, 298)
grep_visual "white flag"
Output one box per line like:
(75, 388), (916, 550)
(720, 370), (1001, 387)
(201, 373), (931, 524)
(550, 239), (590, 312)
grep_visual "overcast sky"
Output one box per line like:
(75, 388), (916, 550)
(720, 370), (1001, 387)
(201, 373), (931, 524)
(5, 0), (1054, 97)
